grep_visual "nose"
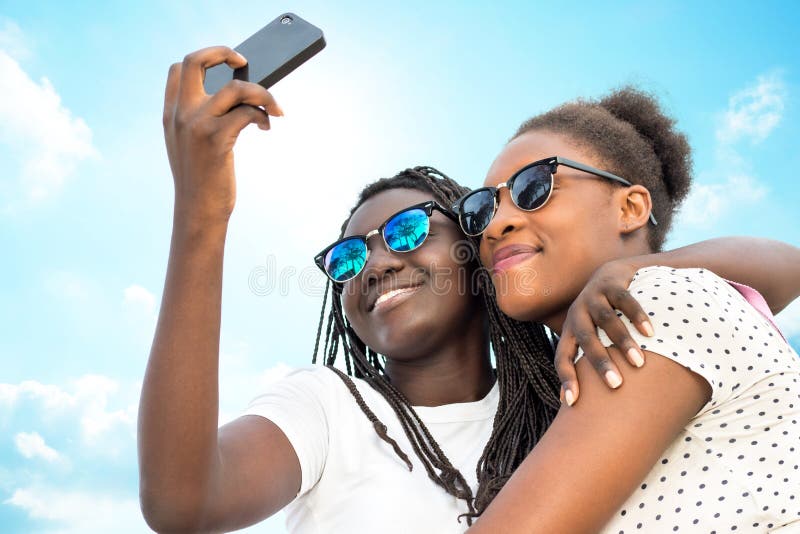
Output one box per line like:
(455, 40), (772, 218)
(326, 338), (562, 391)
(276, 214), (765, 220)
(483, 186), (527, 241)
(359, 234), (405, 287)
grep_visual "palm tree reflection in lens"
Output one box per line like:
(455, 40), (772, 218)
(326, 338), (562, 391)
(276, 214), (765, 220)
(386, 209), (428, 251)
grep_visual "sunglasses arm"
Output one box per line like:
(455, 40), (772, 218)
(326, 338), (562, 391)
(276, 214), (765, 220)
(556, 157), (658, 226)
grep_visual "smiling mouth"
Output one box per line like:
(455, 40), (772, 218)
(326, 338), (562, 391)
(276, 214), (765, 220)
(371, 284), (423, 312)
(492, 248), (541, 274)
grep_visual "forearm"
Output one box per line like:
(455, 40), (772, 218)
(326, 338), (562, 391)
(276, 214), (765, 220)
(633, 237), (800, 313)
(137, 212), (229, 529)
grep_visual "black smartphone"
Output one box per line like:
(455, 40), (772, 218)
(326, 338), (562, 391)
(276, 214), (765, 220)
(203, 13), (326, 94)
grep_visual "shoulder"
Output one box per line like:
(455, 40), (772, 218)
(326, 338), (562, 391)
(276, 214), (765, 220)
(628, 266), (739, 305)
(264, 364), (347, 388)
(244, 365), (352, 411)
(630, 265), (729, 293)
(626, 266), (751, 329)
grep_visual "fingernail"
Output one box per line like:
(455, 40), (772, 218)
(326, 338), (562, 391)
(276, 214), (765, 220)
(235, 51), (248, 63)
(628, 347), (645, 367)
(605, 370), (623, 388)
(641, 321), (654, 337)
(273, 103), (285, 117)
(565, 389), (576, 407)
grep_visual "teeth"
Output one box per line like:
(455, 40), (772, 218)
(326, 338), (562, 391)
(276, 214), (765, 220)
(375, 286), (419, 307)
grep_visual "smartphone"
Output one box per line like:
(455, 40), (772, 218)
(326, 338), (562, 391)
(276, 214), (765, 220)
(203, 13), (326, 94)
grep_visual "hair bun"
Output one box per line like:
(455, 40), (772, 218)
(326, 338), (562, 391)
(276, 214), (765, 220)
(599, 87), (692, 204)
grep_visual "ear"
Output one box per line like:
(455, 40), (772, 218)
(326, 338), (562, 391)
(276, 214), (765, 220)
(617, 185), (653, 236)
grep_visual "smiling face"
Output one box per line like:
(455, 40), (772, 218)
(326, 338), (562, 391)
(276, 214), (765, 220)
(341, 188), (484, 361)
(478, 130), (650, 329)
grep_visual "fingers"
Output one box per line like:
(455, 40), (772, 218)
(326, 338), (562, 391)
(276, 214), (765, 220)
(163, 63), (181, 127)
(576, 328), (624, 389)
(206, 79), (284, 117)
(569, 306), (625, 391)
(179, 46), (248, 104)
(218, 104), (272, 135)
(554, 333), (579, 407)
(587, 299), (646, 368)
(608, 287), (655, 337)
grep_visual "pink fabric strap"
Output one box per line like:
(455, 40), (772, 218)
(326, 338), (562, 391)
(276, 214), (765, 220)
(725, 279), (787, 343)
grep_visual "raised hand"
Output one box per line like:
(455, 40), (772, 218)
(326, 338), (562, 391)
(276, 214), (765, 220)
(162, 46), (283, 225)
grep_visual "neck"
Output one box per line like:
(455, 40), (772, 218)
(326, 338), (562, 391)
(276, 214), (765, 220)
(384, 312), (494, 407)
(543, 310), (568, 337)
(543, 241), (652, 336)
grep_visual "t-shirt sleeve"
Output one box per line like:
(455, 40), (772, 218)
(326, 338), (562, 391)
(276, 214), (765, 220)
(576, 266), (757, 415)
(240, 366), (334, 497)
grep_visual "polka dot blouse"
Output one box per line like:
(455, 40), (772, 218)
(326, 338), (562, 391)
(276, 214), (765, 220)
(582, 266), (800, 533)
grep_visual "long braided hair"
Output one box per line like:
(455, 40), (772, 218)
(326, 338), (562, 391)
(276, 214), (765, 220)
(312, 166), (561, 521)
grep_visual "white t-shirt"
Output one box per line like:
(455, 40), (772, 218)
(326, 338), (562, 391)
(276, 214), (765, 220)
(577, 266), (800, 533)
(243, 366), (498, 534)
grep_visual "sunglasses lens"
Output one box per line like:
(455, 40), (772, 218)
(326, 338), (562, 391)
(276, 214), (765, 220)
(459, 189), (496, 235)
(384, 208), (430, 252)
(510, 165), (552, 210)
(324, 237), (367, 282)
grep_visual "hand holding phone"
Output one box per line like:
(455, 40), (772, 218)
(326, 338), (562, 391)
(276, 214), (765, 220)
(164, 47), (281, 225)
(203, 13), (326, 94)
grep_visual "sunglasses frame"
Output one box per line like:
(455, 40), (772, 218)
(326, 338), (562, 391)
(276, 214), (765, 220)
(314, 200), (458, 283)
(452, 156), (658, 236)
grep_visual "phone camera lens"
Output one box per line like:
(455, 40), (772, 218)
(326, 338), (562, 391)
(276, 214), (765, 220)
(280, 16), (293, 25)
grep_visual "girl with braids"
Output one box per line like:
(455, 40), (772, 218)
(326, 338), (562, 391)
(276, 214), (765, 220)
(452, 87), (800, 533)
(139, 47), (798, 533)
(141, 46), (569, 533)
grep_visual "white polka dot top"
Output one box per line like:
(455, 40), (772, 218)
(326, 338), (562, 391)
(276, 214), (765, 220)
(582, 266), (800, 533)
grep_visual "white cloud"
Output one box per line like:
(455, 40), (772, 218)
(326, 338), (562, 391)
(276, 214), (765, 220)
(0, 45), (98, 204)
(677, 72), (784, 233)
(776, 298), (800, 340)
(716, 72), (786, 144)
(678, 173), (768, 226)
(14, 431), (62, 462)
(0, 17), (30, 61)
(0, 379), (77, 409)
(5, 486), (147, 534)
(73, 375), (136, 446)
(0, 375), (136, 451)
(123, 284), (156, 315)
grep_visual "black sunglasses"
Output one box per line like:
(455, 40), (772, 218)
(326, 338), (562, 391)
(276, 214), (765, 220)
(451, 156), (658, 236)
(314, 201), (457, 283)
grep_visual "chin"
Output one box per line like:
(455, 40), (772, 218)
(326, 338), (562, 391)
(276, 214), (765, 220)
(496, 280), (571, 325)
(493, 292), (537, 322)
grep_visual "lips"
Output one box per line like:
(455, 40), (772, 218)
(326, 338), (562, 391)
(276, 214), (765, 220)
(491, 244), (541, 274)
(367, 282), (424, 312)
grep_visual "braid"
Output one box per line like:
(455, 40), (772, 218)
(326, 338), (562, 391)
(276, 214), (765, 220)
(469, 270), (560, 517)
(311, 166), (560, 523)
(311, 281), (330, 364)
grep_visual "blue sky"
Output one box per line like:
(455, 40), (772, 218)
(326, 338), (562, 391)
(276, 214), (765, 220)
(1, 1), (799, 532)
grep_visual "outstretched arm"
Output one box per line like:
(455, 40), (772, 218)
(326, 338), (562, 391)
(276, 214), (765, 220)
(627, 236), (800, 314)
(137, 46), (299, 533)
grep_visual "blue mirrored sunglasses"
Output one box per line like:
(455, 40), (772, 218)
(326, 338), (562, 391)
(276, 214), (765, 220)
(314, 201), (457, 283)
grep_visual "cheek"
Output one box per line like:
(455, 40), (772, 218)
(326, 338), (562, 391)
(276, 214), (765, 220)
(340, 283), (361, 323)
(478, 239), (491, 268)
